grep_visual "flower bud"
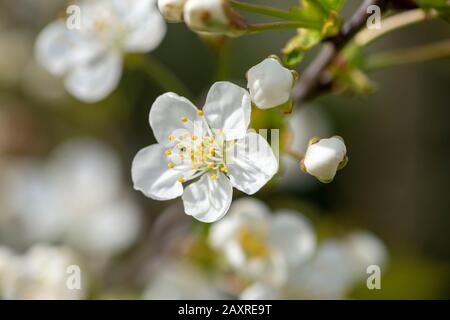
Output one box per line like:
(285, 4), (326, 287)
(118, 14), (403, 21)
(301, 136), (348, 183)
(158, 0), (186, 23)
(247, 56), (296, 109)
(183, 0), (245, 35)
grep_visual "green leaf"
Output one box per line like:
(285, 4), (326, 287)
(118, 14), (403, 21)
(318, 0), (346, 11)
(283, 29), (322, 66)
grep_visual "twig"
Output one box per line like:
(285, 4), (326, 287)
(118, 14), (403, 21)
(292, 0), (389, 104)
(364, 39), (450, 71)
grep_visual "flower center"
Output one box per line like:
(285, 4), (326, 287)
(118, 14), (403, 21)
(238, 227), (269, 258)
(165, 111), (234, 183)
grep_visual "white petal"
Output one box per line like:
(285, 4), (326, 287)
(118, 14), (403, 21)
(240, 283), (280, 300)
(35, 21), (73, 76)
(203, 81), (251, 141)
(132, 144), (184, 200)
(247, 58), (294, 109)
(209, 198), (271, 249)
(120, 0), (167, 52)
(227, 132), (278, 194)
(64, 52), (123, 103)
(149, 92), (199, 146)
(182, 172), (232, 223)
(35, 21), (101, 76)
(269, 210), (316, 267)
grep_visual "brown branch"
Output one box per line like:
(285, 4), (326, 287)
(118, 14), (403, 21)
(292, 0), (391, 105)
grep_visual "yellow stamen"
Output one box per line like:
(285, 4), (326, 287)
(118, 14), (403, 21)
(181, 117), (188, 123)
(197, 110), (204, 116)
(168, 135), (175, 141)
(165, 149), (172, 156)
(177, 177), (185, 183)
(191, 135), (198, 141)
(191, 164), (197, 170)
(210, 174), (218, 181)
(167, 162), (175, 169)
(207, 163), (214, 169)
(220, 165), (228, 173)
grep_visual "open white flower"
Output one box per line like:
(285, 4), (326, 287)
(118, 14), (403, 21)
(158, 0), (186, 22)
(132, 81), (278, 223)
(241, 230), (387, 300)
(0, 245), (85, 300)
(247, 57), (296, 109)
(35, 0), (166, 103)
(209, 197), (316, 286)
(301, 136), (348, 183)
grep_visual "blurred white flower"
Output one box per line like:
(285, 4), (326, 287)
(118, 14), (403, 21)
(0, 245), (86, 300)
(241, 231), (387, 299)
(143, 260), (226, 299)
(209, 197), (316, 287)
(183, 0), (244, 35)
(0, 139), (141, 257)
(247, 57), (295, 109)
(132, 81), (278, 223)
(158, 0), (186, 22)
(35, 0), (166, 103)
(302, 136), (348, 183)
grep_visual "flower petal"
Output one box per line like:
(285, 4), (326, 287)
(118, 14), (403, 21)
(240, 283), (280, 300)
(118, 0), (167, 52)
(64, 51), (122, 103)
(149, 92), (200, 146)
(269, 210), (316, 267)
(132, 144), (184, 200)
(182, 172), (232, 223)
(227, 132), (278, 194)
(203, 82), (251, 141)
(35, 21), (99, 76)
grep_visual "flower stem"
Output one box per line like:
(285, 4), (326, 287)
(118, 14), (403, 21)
(231, 0), (308, 22)
(245, 21), (316, 34)
(125, 54), (193, 99)
(364, 39), (450, 71)
(284, 148), (305, 162)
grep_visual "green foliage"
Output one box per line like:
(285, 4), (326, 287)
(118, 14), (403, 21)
(416, 0), (450, 22)
(283, 29), (322, 66)
(283, 0), (346, 66)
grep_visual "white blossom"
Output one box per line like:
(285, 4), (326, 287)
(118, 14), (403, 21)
(35, 0), (166, 103)
(241, 231), (387, 300)
(247, 57), (295, 109)
(0, 245), (85, 300)
(209, 197), (316, 287)
(132, 81), (278, 223)
(302, 136), (348, 183)
(0, 139), (141, 257)
(158, 0), (186, 22)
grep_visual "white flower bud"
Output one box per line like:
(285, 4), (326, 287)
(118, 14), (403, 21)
(302, 136), (347, 183)
(247, 57), (295, 109)
(158, 0), (186, 23)
(183, 0), (244, 34)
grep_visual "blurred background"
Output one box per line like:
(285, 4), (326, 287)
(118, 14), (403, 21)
(0, 0), (449, 299)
